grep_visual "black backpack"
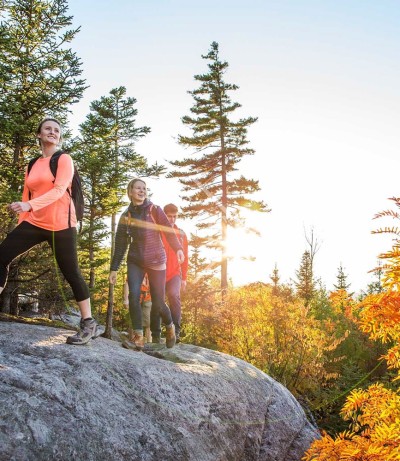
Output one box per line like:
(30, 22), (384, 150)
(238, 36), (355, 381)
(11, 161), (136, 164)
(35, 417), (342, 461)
(27, 150), (85, 228)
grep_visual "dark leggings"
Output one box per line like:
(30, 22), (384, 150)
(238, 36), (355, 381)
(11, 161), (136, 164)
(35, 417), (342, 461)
(0, 221), (89, 301)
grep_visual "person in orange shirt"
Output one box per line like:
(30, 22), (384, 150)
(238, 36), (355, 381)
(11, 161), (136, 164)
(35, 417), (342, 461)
(162, 203), (188, 343)
(0, 117), (100, 345)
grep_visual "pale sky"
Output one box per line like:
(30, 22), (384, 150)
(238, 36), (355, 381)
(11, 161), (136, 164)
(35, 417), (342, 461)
(66, 0), (400, 293)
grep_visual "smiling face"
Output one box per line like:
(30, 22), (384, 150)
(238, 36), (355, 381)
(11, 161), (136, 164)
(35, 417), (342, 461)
(128, 179), (147, 205)
(37, 120), (62, 147)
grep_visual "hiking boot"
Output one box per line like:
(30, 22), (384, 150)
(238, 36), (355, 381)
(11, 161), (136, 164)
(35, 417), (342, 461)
(122, 334), (144, 351)
(165, 323), (176, 349)
(66, 318), (101, 346)
(152, 336), (161, 344)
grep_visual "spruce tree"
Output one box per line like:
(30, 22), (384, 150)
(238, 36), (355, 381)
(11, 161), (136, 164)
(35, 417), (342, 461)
(270, 263), (280, 296)
(295, 251), (315, 306)
(169, 41), (269, 293)
(333, 263), (351, 291)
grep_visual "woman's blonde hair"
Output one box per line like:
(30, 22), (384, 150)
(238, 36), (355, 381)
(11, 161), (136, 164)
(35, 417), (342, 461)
(127, 178), (147, 198)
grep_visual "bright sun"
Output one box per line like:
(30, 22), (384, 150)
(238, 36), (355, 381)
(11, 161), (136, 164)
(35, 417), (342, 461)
(223, 227), (262, 286)
(224, 227), (259, 261)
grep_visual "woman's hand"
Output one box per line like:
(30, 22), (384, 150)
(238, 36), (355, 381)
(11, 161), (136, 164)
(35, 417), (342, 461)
(10, 202), (31, 213)
(176, 249), (185, 265)
(109, 271), (117, 285)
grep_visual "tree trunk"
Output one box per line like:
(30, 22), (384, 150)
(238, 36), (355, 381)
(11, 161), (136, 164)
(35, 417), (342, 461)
(0, 261), (20, 315)
(220, 139), (228, 296)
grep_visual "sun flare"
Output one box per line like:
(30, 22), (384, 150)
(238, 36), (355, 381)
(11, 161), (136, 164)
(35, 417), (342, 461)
(224, 228), (259, 261)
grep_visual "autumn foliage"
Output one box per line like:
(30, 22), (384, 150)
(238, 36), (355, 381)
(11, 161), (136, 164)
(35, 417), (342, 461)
(212, 283), (343, 397)
(304, 198), (400, 461)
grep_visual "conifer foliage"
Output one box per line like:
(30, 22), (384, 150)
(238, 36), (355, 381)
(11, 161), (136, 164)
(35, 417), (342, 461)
(168, 41), (269, 292)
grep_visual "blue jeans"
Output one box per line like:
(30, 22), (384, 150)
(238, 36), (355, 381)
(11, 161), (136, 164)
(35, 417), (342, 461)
(127, 263), (172, 336)
(166, 274), (182, 337)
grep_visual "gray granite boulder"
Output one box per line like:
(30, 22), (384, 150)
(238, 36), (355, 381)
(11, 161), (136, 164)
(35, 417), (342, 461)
(0, 322), (319, 461)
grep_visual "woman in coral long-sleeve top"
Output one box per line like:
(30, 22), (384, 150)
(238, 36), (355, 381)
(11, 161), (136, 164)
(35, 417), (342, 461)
(0, 117), (100, 345)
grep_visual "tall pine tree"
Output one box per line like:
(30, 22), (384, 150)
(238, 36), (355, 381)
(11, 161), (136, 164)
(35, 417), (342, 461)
(168, 41), (269, 293)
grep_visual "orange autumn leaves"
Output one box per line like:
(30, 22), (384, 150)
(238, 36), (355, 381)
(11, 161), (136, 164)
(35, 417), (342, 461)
(304, 199), (400, 461)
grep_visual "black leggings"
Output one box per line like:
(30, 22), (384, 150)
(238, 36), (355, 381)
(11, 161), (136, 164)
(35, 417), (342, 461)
(0, 221), (89, 302)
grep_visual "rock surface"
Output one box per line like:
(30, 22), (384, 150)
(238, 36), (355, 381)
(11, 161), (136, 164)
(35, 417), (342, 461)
(0, 322), (319, 461)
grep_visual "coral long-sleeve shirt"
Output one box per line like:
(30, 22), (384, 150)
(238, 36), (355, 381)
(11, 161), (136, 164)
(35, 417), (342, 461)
(18, 153), (76, 231)
(162, 225), (188, 283)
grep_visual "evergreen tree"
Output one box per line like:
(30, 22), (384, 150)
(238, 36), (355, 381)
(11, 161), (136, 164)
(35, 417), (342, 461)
(333, 263), (351, 291)
(270, 263), (280, 295)
(168, 41), (269, 294)
(295, 251), (315, 306)
(0, 0), (86, 313)
(365, 260), (384, 296)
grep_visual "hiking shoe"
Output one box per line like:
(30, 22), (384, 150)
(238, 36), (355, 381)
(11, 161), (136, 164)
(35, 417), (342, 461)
(152, 336), (161, 344)
(122, 334), (144, 351)
(66, 318), (101, 346)
(165, 323), (176, 349)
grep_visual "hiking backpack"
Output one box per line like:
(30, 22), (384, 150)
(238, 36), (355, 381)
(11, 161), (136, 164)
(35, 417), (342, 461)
(27, 150), (85, 228)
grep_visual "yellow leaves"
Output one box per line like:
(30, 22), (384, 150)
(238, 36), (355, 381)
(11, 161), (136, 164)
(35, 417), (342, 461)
(305, 384), (400, 461)
(329, 289), (357, 320)
(305, 199), (400, 461)
(215, 285), (337, 395)
(341, 389), (368, 418)
(386, 345), (400, 377)
(356, 291), (400, 380)
(357, 292), (400, 343)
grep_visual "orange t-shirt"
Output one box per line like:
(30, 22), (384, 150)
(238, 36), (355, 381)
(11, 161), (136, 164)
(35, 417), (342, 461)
(18, 153), (76, 231)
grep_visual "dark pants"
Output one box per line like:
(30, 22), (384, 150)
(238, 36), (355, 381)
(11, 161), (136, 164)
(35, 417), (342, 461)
(166, 274), (182, 337)
(127, 262), (172, 337)
(0, 221), (89, 301)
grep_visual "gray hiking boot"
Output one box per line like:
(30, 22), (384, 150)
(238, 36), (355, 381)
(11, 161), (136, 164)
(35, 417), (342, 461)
(66, 318), (101, 345)
(165, 323), (176, 349)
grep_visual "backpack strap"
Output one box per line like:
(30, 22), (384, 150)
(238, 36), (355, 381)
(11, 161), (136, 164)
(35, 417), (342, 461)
(49, 150), (73, 227)
(48, 150), (64, 178)
(149, 204), (156, 223)
(27, 156), (41, 175)
(27, 156), (41, 200)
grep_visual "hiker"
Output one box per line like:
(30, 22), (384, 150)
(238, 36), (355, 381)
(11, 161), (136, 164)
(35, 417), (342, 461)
(162, 203), (188, 344)
(0, 117), (100, 345)
(124, 273), (152, 343)
(109, 178), (184, 351)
